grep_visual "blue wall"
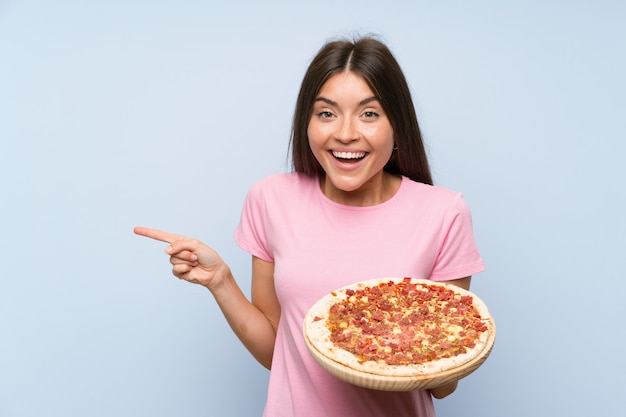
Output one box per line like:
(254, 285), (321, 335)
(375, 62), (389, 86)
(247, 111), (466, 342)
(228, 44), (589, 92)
(1, 1), (624, 416)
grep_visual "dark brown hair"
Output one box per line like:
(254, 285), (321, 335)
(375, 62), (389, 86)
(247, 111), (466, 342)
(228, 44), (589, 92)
(290, 36), (433, 185)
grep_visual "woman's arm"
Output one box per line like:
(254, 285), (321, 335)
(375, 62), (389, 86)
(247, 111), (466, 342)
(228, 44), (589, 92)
(429, 276), (471, 399)
(214, 256), (279, 369)
(134, 227), (280, 370)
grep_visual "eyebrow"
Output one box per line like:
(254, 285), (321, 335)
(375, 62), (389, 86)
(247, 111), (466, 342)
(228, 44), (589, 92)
(314, 96), (379, 107)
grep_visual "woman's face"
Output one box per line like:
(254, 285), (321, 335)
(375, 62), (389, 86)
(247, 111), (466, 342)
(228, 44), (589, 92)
(307, 71), (396, 205)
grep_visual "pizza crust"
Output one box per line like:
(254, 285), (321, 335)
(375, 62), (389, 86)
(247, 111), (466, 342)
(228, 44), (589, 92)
(303, 278), (495, 380)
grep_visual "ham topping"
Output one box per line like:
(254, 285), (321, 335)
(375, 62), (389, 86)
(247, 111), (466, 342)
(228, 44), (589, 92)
(325, 278), (488, 365)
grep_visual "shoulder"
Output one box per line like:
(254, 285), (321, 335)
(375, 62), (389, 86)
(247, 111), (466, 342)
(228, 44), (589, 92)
(250, 172), (316, 192)
(246, 172), (318, 202)
(398, 178), (474, 224)
(400, 177), (466, 207)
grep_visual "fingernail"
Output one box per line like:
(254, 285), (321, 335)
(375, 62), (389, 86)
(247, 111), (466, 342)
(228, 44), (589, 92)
(165, 246), (172, 254)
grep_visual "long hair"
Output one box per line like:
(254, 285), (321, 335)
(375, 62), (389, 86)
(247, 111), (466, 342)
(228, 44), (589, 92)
(290, 36), (433, 185)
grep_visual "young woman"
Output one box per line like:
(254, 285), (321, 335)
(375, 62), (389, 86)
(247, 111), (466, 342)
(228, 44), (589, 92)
(135, 36), (484, 417)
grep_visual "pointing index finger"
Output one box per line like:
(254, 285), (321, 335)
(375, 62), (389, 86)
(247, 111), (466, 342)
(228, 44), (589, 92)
(134, 226), (186, 244)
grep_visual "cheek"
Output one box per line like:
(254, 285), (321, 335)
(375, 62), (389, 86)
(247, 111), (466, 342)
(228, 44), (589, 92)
(372, 127), (395, 152)
(377, 131), (395, 163)
(305, 128), (323, 164)
(307, 124), (324, 150)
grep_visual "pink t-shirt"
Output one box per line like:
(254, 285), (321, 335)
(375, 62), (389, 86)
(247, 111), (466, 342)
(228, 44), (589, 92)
(235, 173), (484, 417)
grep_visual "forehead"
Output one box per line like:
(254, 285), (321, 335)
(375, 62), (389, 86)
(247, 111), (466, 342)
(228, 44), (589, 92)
(317, 71), (376, 100)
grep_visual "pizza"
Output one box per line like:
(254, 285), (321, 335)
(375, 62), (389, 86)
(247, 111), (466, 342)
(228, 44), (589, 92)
(303, 277), (495, 386)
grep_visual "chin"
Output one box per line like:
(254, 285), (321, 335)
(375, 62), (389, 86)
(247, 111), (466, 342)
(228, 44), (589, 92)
(328, 178), (367, 193)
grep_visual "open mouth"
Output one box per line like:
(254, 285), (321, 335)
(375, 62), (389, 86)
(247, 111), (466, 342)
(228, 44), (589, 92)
(331, 151), (367, 163)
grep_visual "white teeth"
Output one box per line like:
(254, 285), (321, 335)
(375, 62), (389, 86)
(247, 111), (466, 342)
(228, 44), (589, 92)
(332, 151), (366, 159)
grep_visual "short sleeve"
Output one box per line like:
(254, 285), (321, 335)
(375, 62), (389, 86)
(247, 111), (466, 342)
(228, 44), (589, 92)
(429, 193), (484, 281)
(234, 180), (274, 262)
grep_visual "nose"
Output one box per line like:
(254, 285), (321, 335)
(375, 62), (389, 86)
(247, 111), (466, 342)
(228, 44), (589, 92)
(335, 116), (359, 143)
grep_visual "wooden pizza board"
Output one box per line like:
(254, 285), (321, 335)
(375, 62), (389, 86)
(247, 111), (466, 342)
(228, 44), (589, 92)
(304, 317), (496, 391)
(302, 277), (497, 391)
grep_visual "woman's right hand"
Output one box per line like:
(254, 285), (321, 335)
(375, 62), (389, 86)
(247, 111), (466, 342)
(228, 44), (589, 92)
(134, 226), (230, 291)
(135, 226), (279, 369)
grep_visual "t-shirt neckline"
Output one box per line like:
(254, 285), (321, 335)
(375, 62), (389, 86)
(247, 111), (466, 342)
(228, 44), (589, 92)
(314, 175), (407, 211)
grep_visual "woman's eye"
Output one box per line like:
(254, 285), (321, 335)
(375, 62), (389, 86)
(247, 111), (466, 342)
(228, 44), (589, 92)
(318, 111), (334, 119)
(363, 111), (379, 119)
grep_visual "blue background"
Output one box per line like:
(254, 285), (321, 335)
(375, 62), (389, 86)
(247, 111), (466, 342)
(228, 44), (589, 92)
(1, 1), (624, 416)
